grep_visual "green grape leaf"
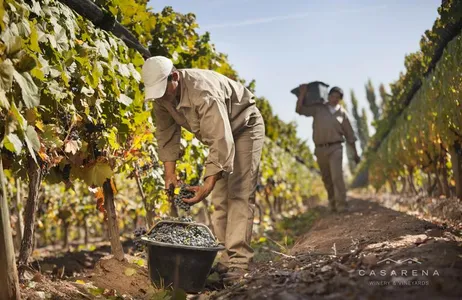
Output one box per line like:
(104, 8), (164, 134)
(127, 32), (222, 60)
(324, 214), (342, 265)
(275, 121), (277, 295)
(10, 102), (26, 129)
(24, 126), (40, 163)
(25, 126), (40, 152)
(118, 94), (132, 106)
(0, 90), (9, 109)
(83, 161), (113, 187)
(42, 125), (63, 148)
(0, 59), (14, 90)
(2, 133), (23, 154)
(15, 52), (37, 73)
(5, 35), (22, 55)
(13, 70), (40, 108)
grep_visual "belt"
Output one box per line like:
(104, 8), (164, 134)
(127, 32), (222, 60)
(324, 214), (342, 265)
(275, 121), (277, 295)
(315, 141), (343, 148)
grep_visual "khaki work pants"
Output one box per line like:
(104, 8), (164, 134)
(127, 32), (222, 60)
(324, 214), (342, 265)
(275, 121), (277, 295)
(315, 144), (347, 210)
(210, 115), (265, 270)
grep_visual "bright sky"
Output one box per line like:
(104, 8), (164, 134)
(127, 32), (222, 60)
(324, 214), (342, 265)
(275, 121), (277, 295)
(148, 0), (441, 152)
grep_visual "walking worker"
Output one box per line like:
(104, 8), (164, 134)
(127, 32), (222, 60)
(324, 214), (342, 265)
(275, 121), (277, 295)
(295, 84), (360, 212)
(141, 56), (265, 284)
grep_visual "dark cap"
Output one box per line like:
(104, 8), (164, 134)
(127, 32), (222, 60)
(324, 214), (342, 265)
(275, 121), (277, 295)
(329, 86), (344, 99)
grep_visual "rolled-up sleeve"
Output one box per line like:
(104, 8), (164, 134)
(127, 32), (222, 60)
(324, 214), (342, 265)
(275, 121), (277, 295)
(154, 101), (181, 162)
(342, 112), (358, 144)
(195, 93), (235, 179)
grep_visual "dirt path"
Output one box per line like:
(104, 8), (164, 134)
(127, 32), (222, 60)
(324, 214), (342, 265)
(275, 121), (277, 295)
(21, 196), (462, 299)
(209, 197), (462, 300)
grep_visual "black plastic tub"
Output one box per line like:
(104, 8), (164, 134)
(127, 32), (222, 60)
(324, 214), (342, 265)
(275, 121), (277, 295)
(291, 81), (330, 106)
(140, 220), (225, 293)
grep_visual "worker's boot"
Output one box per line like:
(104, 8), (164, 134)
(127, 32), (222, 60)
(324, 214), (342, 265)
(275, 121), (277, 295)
(209, 262), (228, 276)
(222, 267), (248, 286)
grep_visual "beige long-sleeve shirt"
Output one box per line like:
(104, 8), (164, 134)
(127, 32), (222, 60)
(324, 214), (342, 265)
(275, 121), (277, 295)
(154, 69), (260, 179)
(296, 103), (357, 146)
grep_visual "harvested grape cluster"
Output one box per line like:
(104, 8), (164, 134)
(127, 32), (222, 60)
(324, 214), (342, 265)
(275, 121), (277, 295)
(147, 222), (219, 248)
(175, 216), (193, 223)
(133, 227), (147, 252)
(173, 184), (195, 212)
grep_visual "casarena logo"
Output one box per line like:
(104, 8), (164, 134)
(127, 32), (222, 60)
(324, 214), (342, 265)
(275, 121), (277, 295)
(378, 258), (422, 265)
(358, 257), (440, 277)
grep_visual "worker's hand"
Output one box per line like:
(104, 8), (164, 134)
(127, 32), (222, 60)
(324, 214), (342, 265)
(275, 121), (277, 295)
(182, 175), (219, 205)
(164, 169), (178, 203)
(354, 154), (361, 164)
(164, 161), (178, 191)
(299, 84), (308, 96)
(164, 172), (178, 190)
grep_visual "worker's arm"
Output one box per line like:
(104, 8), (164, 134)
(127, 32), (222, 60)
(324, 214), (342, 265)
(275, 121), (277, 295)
(295, 84), (320, 117)
(183, 92), (235, 204)
(154, 101), (181, 189)
(342, 112), (360, 163)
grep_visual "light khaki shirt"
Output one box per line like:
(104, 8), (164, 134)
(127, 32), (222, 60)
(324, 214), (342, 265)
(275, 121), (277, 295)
(154, 69), (260, 178)
(296, 103), (357, 146)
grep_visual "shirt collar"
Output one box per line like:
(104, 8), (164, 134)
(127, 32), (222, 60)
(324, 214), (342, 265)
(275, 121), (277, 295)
(328, 104), (341, 114)
(176, 70), (192, 110)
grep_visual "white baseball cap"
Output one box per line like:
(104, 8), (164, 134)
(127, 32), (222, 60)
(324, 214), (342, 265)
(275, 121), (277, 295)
(141, 56), (174, 100)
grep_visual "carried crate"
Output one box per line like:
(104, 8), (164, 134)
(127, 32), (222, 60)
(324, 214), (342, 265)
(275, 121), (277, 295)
(291, 81), (330, 107)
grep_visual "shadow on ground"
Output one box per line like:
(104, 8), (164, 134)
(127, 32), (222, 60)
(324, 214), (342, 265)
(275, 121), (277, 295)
(30, 240), (136, 277)
(208, 197), (462, 300)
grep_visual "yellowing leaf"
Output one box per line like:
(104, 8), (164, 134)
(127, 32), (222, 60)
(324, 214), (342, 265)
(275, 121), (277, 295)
(75, 280), (85, 285)
(29, 25), (41, 53)
(258, 237), (267, 243)
(0, 0), (5, 31)
(35, 120), (44, 132)
(2, 133), (23, 154)
(124, 267), (136, 277)
(106, 129), (120, 150)
(135, 259), (144, 267)
(10, 102), (26, 129)
(110, 178), (118, 195)
(89, 287), (105, 296)
(64, 140), (80, 155)
(25, 109), (37, 124)
(31, 67), (45, 81)
(72, 114), (83, 123)
(37, 147), (49, 161)
(83, 162), (113, 187)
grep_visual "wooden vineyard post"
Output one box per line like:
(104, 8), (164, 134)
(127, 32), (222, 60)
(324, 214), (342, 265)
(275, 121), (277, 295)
(0, 158), (21, 299)
(103, 179), (125, 261)
(18, 156), (43, 278)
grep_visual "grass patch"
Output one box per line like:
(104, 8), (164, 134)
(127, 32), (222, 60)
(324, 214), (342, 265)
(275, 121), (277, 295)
(252, 209), (320, 262)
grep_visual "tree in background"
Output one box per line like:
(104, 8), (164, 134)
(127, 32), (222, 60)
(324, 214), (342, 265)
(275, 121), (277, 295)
(360, 108), (370, 147)
(349, 91), (369, 152)
(365, 79), (381, 120)
(378, 83), (391, 117)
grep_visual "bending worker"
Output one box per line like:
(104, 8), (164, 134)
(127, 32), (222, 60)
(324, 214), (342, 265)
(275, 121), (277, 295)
(141, 56), (265, 284)
(296, 84), (360, 212)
